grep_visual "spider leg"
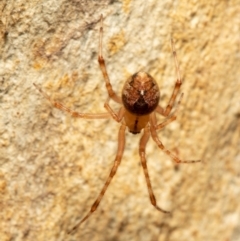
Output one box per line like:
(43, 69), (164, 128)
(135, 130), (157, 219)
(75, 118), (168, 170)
(155, 115), (177, 130)
(139, 126), (170, 213)
(157, 38), (182, 117)
(150, 113), (201, 164)
(155, 93), (183, 130)
(98, 15), (122, 104)
(104, 98), (125, 122)
(33, 83), (111, 119)
(69, 124), (126, 233)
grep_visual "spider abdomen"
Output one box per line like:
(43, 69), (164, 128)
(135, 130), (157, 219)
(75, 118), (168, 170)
(122, 72), (160, 116)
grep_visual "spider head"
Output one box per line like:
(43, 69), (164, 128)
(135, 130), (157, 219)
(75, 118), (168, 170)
(122, 71), (160, 115)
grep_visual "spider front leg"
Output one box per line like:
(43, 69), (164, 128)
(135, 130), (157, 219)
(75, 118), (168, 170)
(98, 15), (122, 104)
(69, 124), (126, 233)
(150, 113), (201, 164)
(139, 126), (170, 213)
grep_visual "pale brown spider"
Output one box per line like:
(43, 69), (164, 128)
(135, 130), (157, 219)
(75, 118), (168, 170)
(34, 15), (200, 233)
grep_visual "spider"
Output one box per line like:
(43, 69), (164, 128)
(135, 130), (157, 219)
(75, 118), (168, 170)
(34, 15), (201, 233)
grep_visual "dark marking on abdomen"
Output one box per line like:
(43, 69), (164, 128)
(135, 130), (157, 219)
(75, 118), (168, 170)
(131, 117), (140, 135)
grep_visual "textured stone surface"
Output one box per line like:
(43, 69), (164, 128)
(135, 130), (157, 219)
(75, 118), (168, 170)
(0, 0), (240, 240)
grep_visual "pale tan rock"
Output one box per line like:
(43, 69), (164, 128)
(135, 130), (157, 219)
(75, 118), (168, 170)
(0, 0), (240, 240)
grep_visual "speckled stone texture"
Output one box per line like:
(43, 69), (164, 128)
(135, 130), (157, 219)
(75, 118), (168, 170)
(0, 0), (240, 241)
